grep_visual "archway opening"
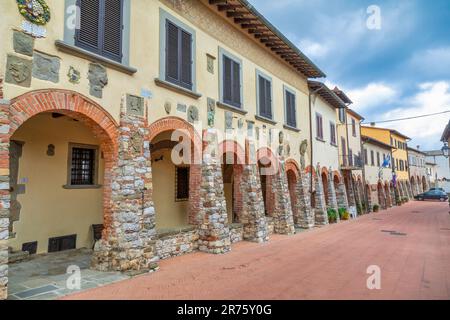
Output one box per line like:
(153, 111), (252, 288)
(422, 176), (428, 192)
(321, 172), (329, 207)
(384, 182), (391, 207)
(221, 152), (242, 224)
(286, 169), (298, 216)
(377, 182), (385, 209)
(258, 158), (274, 217)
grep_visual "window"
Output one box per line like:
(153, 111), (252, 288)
(220, 49), (242, 108)
(396, 159), (399, 170)
(364, 148), (368, 165)
(75, 0), (124, 62)
(399, 160), (404, 171)
(376, 152), (380, 167)
(330, 122), (336, 145)
(257, 71), (273, 119)
(68, 144), (98, 186)
(351, 118), (356, 137)
(175, 166), (190, 201)
(390, 137), (393, 146)
(339, 108), (346, 123)
(371, 150), (375, 166)
(165, 20), (193, 90)
(316, 113), (323, 140)
(349, 149), (353, 166)
(284, 87), (297, 128)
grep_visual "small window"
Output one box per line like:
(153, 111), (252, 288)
(349, 149), (353, 166)
(257, 71), (272, 119)
(284, 88), (297, 128)
(175, 166), (190, 201)
(364, 149), (368, 165)
(221, 52), (242, 108)
(330, 122), (336, 145)
(351, 118), (356, 137)
(339, 108), (346, 123)
(371, 150), (375, 166)
(75, 0), (124, 62)
(68, 144), (98, 186)
(316, 113), (323, 140)
(376, 152), (380, 167)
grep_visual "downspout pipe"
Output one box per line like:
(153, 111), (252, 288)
(359, 120), (369, 212)
(308, 87), (324, 195)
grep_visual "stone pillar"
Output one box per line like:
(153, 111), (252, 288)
(0, 98), (10, 300)
(314, 166), (329, 225)
(295, 172), (314, 228)
(335, 178), (349, 211)
(385, 185), (392, 207)
(271, 160), (296, 235)
(366, 185), (373, 212)
(92, 101), (157, 272)
(418, 180), (424, 193)
(240, 164), (268, 242)
(197, 129), (231, 254)
(327, 170), (339, 221)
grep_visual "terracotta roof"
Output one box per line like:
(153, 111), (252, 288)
(308, 81), (346, 109)
(333, 87), (353, 104)
(207, 0), (325, 78)
(346, 108), (365, 121)
(361, 135), (393, 150)
(361, 125), (411, 140)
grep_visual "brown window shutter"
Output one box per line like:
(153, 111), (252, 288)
(102, 0), (123, 61)
(76, 0), (100, 51)
(265, 79), (272, 118)
(259, 76), (267, 117)
(223, 56), (232, 103)
(180, 30), (192, 89)
(232, 60), (241, 106)
(166, 21), (179, 83)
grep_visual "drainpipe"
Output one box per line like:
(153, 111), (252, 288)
(308, 87), (323, 195)
(359, 120), (369, 212)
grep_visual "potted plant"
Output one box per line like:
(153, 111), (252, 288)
(327, 208), (337, 223)
(373, 204), (380, 212)
(338, 207), (350, 220)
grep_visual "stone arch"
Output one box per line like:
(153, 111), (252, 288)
(377, 180), (385, 209)
(147, 116), (202, 226)
(256, 147), (279, 217)
(321, 171), (329, 206)
(6, 89), (119, 236)
(384, 181), (392, 207)
(285, 159), (301, 219)
(218, 140), (246, 223)
(285, 159), (301, 180)
(421, 176), (428, 192)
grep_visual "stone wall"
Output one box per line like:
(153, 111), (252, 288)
(295, 173), (314, 229)
(156, 227), (199, 260)
(313, 167), (329, 226)
(230, 224), (244, 244)
(265, 217), (275, 235)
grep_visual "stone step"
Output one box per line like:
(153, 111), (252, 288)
(8, 250), (30, 264)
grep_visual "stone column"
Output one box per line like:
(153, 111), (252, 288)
(314, 166), (329, 225)
(240, 164), (268, 242)
(271, 159), (296, 235)
(366, 185), (373, 212)
(0, 98), (10, 300)
(335, 178), (349, 211)
(197, 129), (231, 254)
(295, 172), (314, 228)
(327, 170), (339, 221)
(92, 100), (157, 272)
(385, 185), (392, 207)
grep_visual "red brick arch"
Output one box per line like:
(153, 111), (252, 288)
(285, 158), (300, 180)
(304, 165), (316, 178)
(218, 140), (246, 165)
(5, 89), (120, 235)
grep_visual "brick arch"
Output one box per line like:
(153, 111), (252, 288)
(304, 165), (317, 178)
(147, 116), (202, 225)
(257, 146), (279, 175)
(6, 89), (120, 236)
(285, 158), (300, 180)
(332, 171), (341, 183)
(321, 166), (329, 178)
(218, 140), (246, 165)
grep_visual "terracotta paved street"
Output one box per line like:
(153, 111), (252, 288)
(65, 201), (450, 300)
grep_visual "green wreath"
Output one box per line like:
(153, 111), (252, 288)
(17, 0), (51, 25)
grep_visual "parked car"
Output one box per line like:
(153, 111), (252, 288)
(414, 190), (449, 202)
(429, 187), (445, 192)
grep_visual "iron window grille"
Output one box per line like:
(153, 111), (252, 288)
(67, 143), (99, 187)
(175, 166), (190, 201)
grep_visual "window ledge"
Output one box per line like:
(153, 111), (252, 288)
(216, 101), (248, 115)
(316, 137), (326, 143)
(154, 78), (202, 100)
(283, 124), (300, 132)
(55, 40), (137, 75)
(330, 143), (338, 148)
(255, 115), (277, 125)
(63, 184), (102, 190)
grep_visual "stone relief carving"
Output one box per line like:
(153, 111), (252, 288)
(88, 63), (108, 98)
(187, 105), (199, 123)
(5, 55), (32, 87)
(130, 131), (143, 155)
(67, 66), (80, 84)
(126, 94), (144, 117)
(225, 111), (233, 130)
(164, 101), (172, 114)
(237, 118), (244, 129)
(177, 103), (187, 113)
(13, 31), (34, 56)
(207, 98), (215, 127)
(207, 54), (215, 74)
(32, 52), (60, 83)
(299, 139), (308, 170)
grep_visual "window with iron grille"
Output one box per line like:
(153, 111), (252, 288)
(165, 20), (193, 90)
(70, 147), (96, 186)
(175, 166), (190, 201)
(257, 72), (273, 119)
(222, 53), (242, 108)
(285, 88), (296, 128)
(75, 0), (124, 62)
(351, 118), (356, 137)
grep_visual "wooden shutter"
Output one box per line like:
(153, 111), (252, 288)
(76, 0), (100, 51)
(232, 60), (241, 107)
(180, 30), (192, 89)
(166, 21), (179, 83)
(259, 76), (267, 117)
(223, 56), (232, 103)
(286, 91), (296, 127)
(102, 0), (123, 61)
(265, 78), (272, 118)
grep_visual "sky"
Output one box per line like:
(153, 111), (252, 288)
(248, 0), (450, 150)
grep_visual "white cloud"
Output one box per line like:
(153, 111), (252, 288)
(380, 81), (450, 150)
(347, 83), (397, 111)
(407, 47), (450, 78)
(298, 39), (329, 59)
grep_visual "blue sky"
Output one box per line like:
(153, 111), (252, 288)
(248, 0), (450, 150)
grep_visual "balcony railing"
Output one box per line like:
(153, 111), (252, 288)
(340, 155), (364, 169)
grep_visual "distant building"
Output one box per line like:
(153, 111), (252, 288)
(408, 147), (429, 194)
(425, 150), (450, 181)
